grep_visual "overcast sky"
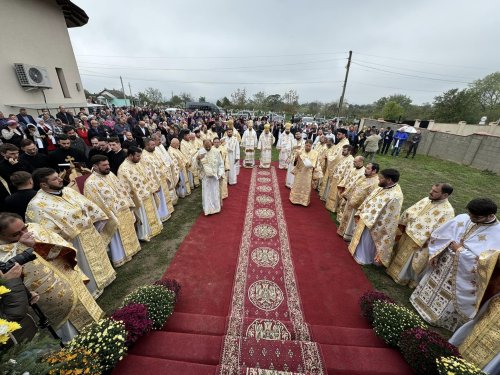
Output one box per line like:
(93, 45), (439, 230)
(69, 0), (499, 106)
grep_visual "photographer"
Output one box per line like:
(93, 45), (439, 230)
(0, 262), (39, 347)
(0, 213), (104, 343)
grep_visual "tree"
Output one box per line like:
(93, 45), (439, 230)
(169, 95), (183, 108)
(382, 101), (404, 121)
(220, 97), (231, 108)
(231, 88), (247, 108)
(180, 92), (193, 103)
(470, 72), (500, 122)
(198, 96), (206, 102)
(264, 94), (282, 111)
(374, 94), (412, 118)
(432, 88), (479, 123)
(251, 91), (266, 109)
(137, 87), (164, 106)
(471, 72), (500, 109)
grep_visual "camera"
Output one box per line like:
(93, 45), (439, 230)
(0, 248), (37, 274)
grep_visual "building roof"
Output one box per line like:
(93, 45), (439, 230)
(56, 0), (89, 28)
(98, 89), (127, 99)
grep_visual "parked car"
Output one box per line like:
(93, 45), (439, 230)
(186, 102), (223, 114)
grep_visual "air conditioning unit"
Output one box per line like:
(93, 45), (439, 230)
(14, 63), (52, 89)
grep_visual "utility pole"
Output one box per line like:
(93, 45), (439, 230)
(120, 76), (126, 102)
(336, 50), (352, 123)
(128, 82), (133, 106)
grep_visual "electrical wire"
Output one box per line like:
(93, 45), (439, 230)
(75, 51), (347, 60)
(351, 62), (471, 84)
(76, 58), (346, 72)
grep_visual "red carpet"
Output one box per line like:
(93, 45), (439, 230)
(113, 164), (412, 375)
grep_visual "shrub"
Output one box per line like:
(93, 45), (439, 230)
(153, 278), (181, 301)
(436, 356), (487, 375)
(398, 327), (461, 375)
(359, 290), (395, 324)
(44, 347), (100, 375)
(68, 318), (127, 372)
(111, 303), (153, 346)
(123, 285), (176, 329)
(372, 301), (426, 347)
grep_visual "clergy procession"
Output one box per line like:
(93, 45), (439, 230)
(0, 107), (498, 373)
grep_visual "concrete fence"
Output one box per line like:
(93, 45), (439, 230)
(359, 118), (500, 174)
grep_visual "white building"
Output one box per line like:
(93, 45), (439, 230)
(0, 0), (88, 116)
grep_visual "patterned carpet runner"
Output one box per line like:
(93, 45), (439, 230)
(219, 167), (326, 375)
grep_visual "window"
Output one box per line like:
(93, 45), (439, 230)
(55, 67), (70, 98)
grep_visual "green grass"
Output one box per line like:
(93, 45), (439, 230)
(97, 188), (202, 313)
(328, 151), (499, 337)
(98, 147), (498, 338)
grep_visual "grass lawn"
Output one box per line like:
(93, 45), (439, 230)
(98, 146), (499, 338)
(328, 151), (500, 336)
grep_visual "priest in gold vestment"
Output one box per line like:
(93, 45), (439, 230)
(349, 168), (404, 267)
(319, 129), (349, 200)
(449, 291), (500, 373)
(85, 155), (141, 266)
(337, 162), (379, 241)
(214, 137), (229, 199)
(285, 132), (305, 188)
(26, 168), (116, 298)
(289, 140), (321, 207)
(387, 183), (455, 286)
(168, 138), (191, 198)
(325, 145), (354, 212)
(0, 214), (104, 341)
(118, 147), (163, 242)
(153, 134), (179, 205)
(410, 198), (500, 332)
(180, 131), (199, 189)
(141, 138), (172, 222)
(335, 155), (365, 223)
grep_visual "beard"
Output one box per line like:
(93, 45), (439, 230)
(47, 182), (63, 191)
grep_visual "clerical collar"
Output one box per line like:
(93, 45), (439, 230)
(47, 190), (63, 197)
(383, 183), (397, 189)
(484, 216), (498, 225)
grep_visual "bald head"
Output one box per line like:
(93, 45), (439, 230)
(353, 155), (364, 169)
(170, 138), (180, 148)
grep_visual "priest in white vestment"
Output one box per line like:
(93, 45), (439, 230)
(257, 123), (275, 168)
(196, 139), (225, 216)
(223, 128), (240, 185)
(411, 198), (500, 331)
(277, 123), (294, 169)
(241, 120), (258, 168)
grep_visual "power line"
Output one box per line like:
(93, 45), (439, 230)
(76, 58), (346, 72)
(79, 72), (344, 85)
(351, 62), (471, 84)
(354, 59), (475, 80)
(354, 51), (494, 71)
(75, 51), (347, 60)
(349, 81), (443, 93)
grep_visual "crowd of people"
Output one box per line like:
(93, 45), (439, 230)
(278, 124), (498, 373)
(0, 105), (497, 372)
